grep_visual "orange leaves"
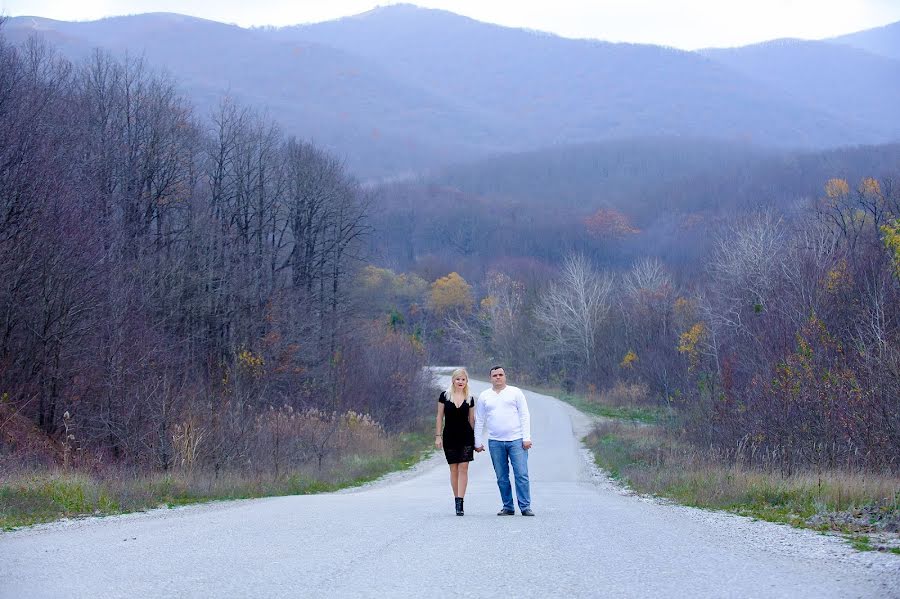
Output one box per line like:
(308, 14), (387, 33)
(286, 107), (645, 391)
(583, 208), (640, 239)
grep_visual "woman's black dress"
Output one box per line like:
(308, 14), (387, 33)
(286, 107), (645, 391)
(439, 392), (475, 464)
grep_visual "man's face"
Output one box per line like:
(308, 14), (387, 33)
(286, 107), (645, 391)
(491, 369), (506, 386)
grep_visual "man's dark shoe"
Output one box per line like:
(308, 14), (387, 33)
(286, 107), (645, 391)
(521, 508), (535, 516)
(497, 509), (515, 516)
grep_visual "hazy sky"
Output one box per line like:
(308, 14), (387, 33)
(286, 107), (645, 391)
(4, 0), (900, 49)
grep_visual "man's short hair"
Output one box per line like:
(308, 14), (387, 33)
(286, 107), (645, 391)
(489, 365), (505, 374)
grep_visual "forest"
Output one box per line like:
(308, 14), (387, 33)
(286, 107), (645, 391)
(367, 158), (900, 472)
(0, 31), (431, 487)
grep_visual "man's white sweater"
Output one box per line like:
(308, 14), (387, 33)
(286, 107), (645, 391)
(474, 385), (531, 447)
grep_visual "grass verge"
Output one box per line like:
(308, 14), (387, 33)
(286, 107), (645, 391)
(584, 421), (900, 553)
(0, 432), (432, 531)
(555, 391), (664, 424)
(524, 382), (667, 425)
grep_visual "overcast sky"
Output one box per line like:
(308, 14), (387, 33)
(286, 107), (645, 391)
(4, 0), (900, 49)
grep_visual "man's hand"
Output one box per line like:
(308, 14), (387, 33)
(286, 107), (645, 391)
(474, 445), (485, 452)
(523, 440), (533, 450)
(435, 437), (442, 449)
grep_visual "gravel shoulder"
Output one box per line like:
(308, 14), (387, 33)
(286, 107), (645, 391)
(554, 390), (900, 584)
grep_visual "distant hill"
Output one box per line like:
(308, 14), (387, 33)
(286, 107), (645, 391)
(277, 5), (882, 148)
(701, 39), (900, 140)
(6, 8), (900, 176)
(830, 20), (900, 61)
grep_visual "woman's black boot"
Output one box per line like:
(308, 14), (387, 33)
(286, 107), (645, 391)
(455, 497), (464, 516)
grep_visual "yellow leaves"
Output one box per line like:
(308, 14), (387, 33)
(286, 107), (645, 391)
(823, 259), (850, 293)
(237, 349), (264, 377)
(881, 218), (900, 279)
(620, 350), (638, 369)
(860, 177), (881, 198)
(822, 175), (884, 208)
(359, 266), (428, 308)
(771, 314), (858, 406)
(824, 178), (849, 200)
(678, 323), (706, 353)
(428, 272), (474, 316)
(678, 323), (706, 370)
(822, 178), (850, 211)
(480, 295), (497, 310)
(361, 265), (393, 288)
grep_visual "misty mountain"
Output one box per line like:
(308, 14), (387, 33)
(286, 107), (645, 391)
(7, 7), (900, 177)
(277, 5), (887, 148)
(830, 20), (900, 61)
(701, 39), (900, 139)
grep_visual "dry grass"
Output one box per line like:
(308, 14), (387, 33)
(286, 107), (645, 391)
(528, 380), (667, 424)
(592, 381), (654, 407)
(0, 431), (431, 530)
(586, 421), (900, 543)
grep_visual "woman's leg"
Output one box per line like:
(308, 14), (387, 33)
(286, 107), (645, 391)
(449, 463), (459, 496)
(457, 462), (470, 497)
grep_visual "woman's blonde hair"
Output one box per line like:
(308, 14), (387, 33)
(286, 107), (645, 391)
(445, 367), (471, 403)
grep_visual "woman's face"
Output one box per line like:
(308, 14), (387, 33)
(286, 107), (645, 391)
(453, 375), (467, 388)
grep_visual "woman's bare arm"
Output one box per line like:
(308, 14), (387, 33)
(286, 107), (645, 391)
(435, 400), (445, 449)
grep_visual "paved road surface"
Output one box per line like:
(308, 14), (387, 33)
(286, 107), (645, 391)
(2, 377), (898, 598)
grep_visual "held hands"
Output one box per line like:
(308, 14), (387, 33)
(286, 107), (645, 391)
(473, 443), (529, 451)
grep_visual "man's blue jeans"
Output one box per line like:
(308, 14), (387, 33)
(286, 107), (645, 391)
(488, 439), (530, 512)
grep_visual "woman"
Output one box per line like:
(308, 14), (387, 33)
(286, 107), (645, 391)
(435, 368), (476, 516)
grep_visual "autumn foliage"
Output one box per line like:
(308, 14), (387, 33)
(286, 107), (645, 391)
(428, 272), (474, 315)
(583, 207), (640, 238)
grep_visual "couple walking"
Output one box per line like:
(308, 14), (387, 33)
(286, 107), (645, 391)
(434, 366), (534, 517)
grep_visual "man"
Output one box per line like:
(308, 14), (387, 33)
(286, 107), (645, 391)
(474, 366), (534, 516)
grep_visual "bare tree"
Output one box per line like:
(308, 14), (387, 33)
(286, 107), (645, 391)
(535, 253), (615, 378)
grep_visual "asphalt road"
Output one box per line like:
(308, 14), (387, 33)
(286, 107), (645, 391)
(2, 377), (898, 598)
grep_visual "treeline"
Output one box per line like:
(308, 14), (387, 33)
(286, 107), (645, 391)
(367, 140), (900, 281)
(0, 31), (430, 475)
(428, 138), (900, 218)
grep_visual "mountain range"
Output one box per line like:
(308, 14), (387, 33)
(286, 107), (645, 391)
(6, 5), (900, 177)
